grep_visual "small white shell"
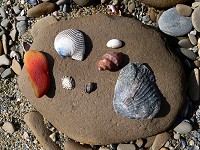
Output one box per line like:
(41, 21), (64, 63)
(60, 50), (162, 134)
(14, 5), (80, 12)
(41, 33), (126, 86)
(106, 39), (122, 49)
(54, 29), (85, 61)
(61, 76), (75, 90)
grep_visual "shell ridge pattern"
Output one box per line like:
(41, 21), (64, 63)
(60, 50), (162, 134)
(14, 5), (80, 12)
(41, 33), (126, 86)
(54, 29), (85, 61)
(113, 62), (161, 120)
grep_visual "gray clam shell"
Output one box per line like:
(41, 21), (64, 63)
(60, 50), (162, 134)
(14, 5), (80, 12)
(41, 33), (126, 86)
(54, 29), (85, 61)
(113, 62), (161, 120)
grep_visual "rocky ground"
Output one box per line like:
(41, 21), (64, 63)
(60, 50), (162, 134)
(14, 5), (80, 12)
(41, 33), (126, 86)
(0, 0), (200, 150)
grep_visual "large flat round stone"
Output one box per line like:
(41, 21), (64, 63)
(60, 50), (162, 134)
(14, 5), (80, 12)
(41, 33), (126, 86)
(18, 14), (186, 145)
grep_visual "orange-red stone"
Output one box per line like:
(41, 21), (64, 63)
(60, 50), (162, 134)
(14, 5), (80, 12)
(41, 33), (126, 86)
(24, 50), (50, 98)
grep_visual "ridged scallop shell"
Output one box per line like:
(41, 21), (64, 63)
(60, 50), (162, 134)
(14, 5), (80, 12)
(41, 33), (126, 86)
(113, 62), (161, 120)
(106, 39), (122, 49)
(61, 76), (75, 90)
(54, 29), (85, 61)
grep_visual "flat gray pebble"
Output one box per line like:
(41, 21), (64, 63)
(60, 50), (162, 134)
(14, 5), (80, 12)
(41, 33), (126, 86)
(0, 7), (7, 18)
(188, 34), (197, 45)
(16, 21), (27, 36)
(1, 19), (10, 28)
(13, 4), (21, 15)
(0, 54), (11, 66)
(1, 68), (15, 78)
(178, 39), (193, 48)
(158, 8), (192, 37)
(56, 0), (69, 5)
(0, 26), (5, 36)
(180, 48), (197, 60)
(117, 144), (136, 150)
(16, 16), (27, 21)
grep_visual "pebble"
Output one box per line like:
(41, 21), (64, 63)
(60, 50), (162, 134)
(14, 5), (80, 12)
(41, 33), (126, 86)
(11, 59), (22, 75)
(128, 2), (135, 13)
(1, 68), (15, 78)
(173, 133), (181, 140)
(188, 68), (199, 101)
(56, 0), (69, 6)
(117, 144), (136, 150)
(13, 4), (21, 15)
(73, 0), (94, 6)
(27, 2), (59, 18)
(192, 2), (200, 9)
(173, 120), (192, 134)
(0, 54), (11, 66)
(10, 51), (21, 61)
(16, 21), (27, 36)
(26, 0), (38, 6)
(23, 131), (29, 139)
(178, 39), (193, 48)
(31, 16), (57, 38)
(176, 4), (192, 17)
(192, 7), (200, 32)
(194, 60), (200, 67)
(158, 8), (192, 37)
(0, 7), (7, 18)
(0, 67), (5, 74)
(0, 26), (5, 36)
(188, 34), (197, 45)
(49, 132), (56, 142)
(152, 132), (172, 150)
(2, 121), (16, 134)
(2, 34), (8, 54)
(180, 48), (197, 60)
(1, 19), (10, 28)
(160, 148), (169, 150)
(24, 111), (60, 150)
(16, 16), (27, 21)
(135, 139), (144, 148)
(148, 7), (157, 22)
(144, 135), (156, 148)
(64, 140), (93, 150)
(0, 39), (3, 55)
(10, 29), (17, 41)
(99, 147), (110, 150)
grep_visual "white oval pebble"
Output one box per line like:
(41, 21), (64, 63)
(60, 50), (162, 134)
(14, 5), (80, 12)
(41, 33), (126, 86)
(2, 121), (15, 134)
(0, 54), (11, 66)
(99, 147), (110, 150)
(106, 39), (122, 49)
(173, 120), (192, 134)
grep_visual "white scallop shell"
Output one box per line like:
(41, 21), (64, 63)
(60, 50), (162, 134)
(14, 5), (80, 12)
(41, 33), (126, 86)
(106, 39), (122, 49)
(61, 76), (75, 90)
(54, 29), (85, 61)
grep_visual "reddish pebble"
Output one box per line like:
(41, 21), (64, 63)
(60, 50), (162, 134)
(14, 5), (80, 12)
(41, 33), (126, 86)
(24, 50), (50, 98)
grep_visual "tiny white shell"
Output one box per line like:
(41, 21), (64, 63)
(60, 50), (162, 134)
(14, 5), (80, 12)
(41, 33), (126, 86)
(61, 76), (75, 90)
(106, 39), (122, 49)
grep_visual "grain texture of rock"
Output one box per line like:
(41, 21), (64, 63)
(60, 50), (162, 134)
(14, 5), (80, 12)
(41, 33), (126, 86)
(141, 0), (190, 8)
(18, 14), (186, 145)
(27, 2), (59, 18)
(73, 0), (94, 6)
(188, 68), (199, 101)
(24, 111), (60, 150)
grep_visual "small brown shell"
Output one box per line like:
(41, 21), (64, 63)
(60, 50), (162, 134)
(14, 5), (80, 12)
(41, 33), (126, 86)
(98, 52), (123, 71)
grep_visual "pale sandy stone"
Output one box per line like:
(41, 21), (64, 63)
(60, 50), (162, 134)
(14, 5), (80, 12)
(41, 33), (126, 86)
(152, 132), (172, 150)
(64, 140), (93, 150)
(2, 121), (15, 134)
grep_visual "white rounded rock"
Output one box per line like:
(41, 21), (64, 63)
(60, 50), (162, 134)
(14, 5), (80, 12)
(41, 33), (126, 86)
(174, 120), (192, 134)
(106, 39), (122, 49)
(2, 121), (15, 134)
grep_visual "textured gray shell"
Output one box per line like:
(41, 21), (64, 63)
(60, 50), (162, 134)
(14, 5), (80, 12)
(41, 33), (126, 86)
(54, 29), (85, 61)
(113, 62), (161, 120)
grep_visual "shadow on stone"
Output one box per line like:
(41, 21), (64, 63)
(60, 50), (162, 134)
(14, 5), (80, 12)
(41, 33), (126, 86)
(144, 63), (170, 118)
(43, 52), (56, 98)
(82, 32), (93, 60)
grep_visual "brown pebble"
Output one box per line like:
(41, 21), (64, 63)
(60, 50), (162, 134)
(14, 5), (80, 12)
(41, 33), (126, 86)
(11, 59), (21, 75)
(0, 39), (3, 55)
(64, 140), (93, 150)
(194, 60), (200, 67)
(176, 4), (192, 17)
(152, 132), (172, 150)
(135, 139), (144, 148)
(24, 111), (60, 150)
(188, 68), (199, 101)
(144, 135), (156, 148)
(148, 7), (157, 22)
(160, 147), (169, 150)
(27, 2), (59, 18)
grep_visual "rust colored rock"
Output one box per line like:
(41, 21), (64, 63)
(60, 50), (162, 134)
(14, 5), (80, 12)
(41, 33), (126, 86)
(27, 2), (59, 18)
(24, 50), (50, 98)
